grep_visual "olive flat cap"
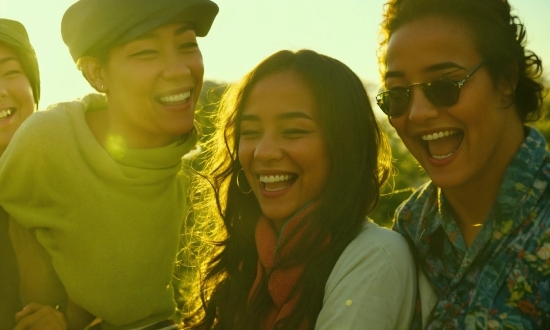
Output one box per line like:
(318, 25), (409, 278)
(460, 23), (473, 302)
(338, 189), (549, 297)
(0, 18), (40, 105)
(61, 0), (219, 62)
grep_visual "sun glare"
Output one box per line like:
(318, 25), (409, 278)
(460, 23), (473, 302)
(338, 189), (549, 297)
(1, 0), (548, 110)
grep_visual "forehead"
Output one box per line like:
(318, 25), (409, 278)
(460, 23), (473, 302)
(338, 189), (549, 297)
(0, 42), (19, 61)
(386, 16), (480, 75)
(242, 70), (318, 118)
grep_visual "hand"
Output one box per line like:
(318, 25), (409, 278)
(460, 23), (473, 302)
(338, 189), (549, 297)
(14, 303), (67, 330)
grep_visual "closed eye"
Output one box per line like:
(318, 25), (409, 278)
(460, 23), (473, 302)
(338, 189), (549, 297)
(283, 128), (311, 138)
(3, 69), (23, 77)
(131, 49), (158, 58)
(240, 129), (261, 139)
(180, 42), (199, 51)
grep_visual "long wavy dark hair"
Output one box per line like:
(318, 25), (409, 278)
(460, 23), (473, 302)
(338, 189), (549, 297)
(378, 0), (545, 122)
(185, 49), (391, 329)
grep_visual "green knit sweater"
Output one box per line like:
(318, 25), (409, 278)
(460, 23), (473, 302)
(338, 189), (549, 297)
(0, 94), (197, 329)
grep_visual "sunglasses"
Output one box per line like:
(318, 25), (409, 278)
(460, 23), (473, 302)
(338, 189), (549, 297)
(376, 59), (486, 118)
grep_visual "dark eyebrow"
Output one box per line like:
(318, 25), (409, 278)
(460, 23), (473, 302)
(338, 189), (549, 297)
(240, 111), (314, 122)
(385, 62), (466, 80)
(174, 24), (194, 36)
(423, 62), (465, 73)
(0, 57), (18, 66)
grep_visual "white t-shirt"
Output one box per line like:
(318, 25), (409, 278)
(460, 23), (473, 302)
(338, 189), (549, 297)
(315, 221), (417, 330)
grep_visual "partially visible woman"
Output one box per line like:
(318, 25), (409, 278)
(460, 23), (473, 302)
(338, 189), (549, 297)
(0, 0), (218, 329)
(185, 49), (417, 329)
(0, 18), (44, 330)
(0, 18), (39, 156)
(376, 0), (549, 328)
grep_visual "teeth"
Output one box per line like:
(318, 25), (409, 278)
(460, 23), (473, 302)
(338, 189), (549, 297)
(159, 91), (191, 103)
(259, 174), (291, 183)
(421, 130), (458, 141)
(0, 108), (13, 119)
(265, 185), (288, 192)
(432, 151), (455, 160)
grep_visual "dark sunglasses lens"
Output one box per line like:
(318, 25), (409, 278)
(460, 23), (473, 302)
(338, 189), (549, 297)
(377, 88), (409, 117)
(425, 80), (460, 106)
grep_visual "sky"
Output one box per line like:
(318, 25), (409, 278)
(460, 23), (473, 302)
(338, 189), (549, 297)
(1, 0), (549, 109)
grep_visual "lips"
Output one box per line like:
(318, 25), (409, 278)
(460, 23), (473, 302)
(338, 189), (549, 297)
(258, 174), (297, 191)
(421, 129), (463, 160)
(155, 90), (191, 106)
(0, 108), (14, 120)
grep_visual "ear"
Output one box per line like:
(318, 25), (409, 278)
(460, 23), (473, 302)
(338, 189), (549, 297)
(497, 62), (519, 98)
(78, 56), (108, 93)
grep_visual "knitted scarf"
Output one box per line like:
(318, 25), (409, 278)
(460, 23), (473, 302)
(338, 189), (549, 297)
(247, 202), (322, 330)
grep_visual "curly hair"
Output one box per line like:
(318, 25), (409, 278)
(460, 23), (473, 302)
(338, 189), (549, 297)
(378, 0), (545, 122)
(185, 49), (391, 329)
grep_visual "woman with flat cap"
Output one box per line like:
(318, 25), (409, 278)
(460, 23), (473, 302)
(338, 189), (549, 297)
(0, 17), (46, 330)
(0, 0), (218, 329)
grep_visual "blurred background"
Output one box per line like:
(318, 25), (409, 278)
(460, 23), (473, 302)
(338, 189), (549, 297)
(2, 0), (549, 226)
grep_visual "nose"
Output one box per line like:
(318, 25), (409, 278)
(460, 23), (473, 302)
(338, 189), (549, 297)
(253, 133), (283, 163)
(162, 50), (194, 81)
(0, 82), (7, 97)
(407, 85), (439, 124)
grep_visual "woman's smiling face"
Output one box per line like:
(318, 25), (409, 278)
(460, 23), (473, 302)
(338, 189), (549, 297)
(385, 15), (524, 191)
(238, 70), (330, 228)
(0, 43), (35, 155)
(101, 22), (203, 148)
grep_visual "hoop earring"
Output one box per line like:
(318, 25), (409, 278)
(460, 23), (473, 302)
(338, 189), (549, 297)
(236, 168), (252, 194)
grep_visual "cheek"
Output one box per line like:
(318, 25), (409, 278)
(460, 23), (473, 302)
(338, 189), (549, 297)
(188, 52), (204, 80)
(238, 140), (253, 167)
(389, 117), (408, 139)
(186, 53), (204, 101)
(107, 64), (153, 96)
(13, 80), (35, 114)
(305, 143), (331, 194)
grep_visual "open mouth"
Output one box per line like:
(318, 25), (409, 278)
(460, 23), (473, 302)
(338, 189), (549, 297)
(155, 90), (191, 106)
(0, 108), (14, 120)
(258, 174), (297, 192)
(421, 129), (464, 160)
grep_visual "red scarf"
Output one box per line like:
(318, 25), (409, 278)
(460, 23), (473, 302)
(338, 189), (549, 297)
(247, 203), (323, 330)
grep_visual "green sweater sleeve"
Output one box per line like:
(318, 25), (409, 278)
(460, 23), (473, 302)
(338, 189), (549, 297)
(0, 94), (198, 329)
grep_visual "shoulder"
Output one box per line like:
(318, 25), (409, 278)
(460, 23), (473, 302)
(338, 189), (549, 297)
(18, 95), (105, 141)
(342, 221), (414, 268)
(0, 98), (93, 165)
(325, 221), (416, 289)
(317, 221), (417, 329)
(394, 182), (438, 236)
(397, 182), (436, 212)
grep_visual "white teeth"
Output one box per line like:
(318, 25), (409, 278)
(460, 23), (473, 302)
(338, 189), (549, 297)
(0, 108), (13, 119)
(159, 91), (191, 103)
(259, 174), (291, 183)
(421, 130), (458, 141)
(432, 151), (455, 160)
(264, 185), (288, 192)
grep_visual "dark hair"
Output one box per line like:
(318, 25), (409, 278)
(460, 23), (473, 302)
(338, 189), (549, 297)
(378, 0), (545, 122)
(185, 49), (391, 329)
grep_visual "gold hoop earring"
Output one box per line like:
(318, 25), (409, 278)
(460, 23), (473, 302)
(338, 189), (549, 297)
(236, 168), (252, 194)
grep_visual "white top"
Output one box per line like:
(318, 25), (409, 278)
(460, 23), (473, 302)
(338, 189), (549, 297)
(315, 221), (417, 330)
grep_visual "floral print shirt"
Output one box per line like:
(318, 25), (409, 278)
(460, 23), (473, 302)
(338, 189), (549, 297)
(394, 127), (550, 330)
